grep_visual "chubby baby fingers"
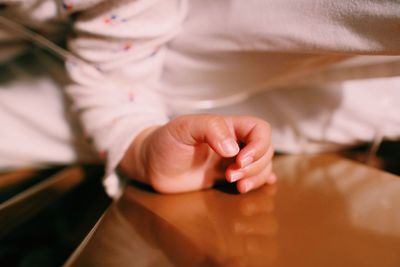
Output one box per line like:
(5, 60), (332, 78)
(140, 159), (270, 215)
(226, 149), (273, 183)
(236, 168), (277, 194)
(167, 114), (240, 158)
(235, 125), (273, 168)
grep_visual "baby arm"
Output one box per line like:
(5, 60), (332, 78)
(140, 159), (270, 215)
(119, 115), (276, 194)
(65, 0), (186, 196)
(66, 0), (275, 194)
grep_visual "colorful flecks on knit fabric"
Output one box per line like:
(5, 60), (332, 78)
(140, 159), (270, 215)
(112, 41), (134, 53)
(62, 1), (74, 11)
(111, 117), (119, 124)
(122, 42), (133, 51)
(103, 14), (128, 25)
(65, 59), (79, 70)
(128, 91), (135, 102)
(149, 49), (158, 57)
(148, 46), (162, 57)
(94, 64), (104, 72)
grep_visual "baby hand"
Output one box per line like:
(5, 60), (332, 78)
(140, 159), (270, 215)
(119, 115), (276, 194)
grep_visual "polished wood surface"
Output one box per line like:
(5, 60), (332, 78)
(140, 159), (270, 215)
(0, 167), (62, 203)
(1, 165), (111, 267)
(0, 168), (38, 193)
(0, 167), (85, 238)
(65, 154), (400, 267)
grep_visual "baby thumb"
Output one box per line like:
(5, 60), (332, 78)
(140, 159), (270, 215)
(172, 115), (240, 158)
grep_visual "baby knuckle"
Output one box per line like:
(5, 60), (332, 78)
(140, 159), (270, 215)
(205, 115), (229, 134)
(167, 117), (191, 140)
(247, 116), (271, 133)
(205, 115), (225, 127)
(260, 120), (271, 132)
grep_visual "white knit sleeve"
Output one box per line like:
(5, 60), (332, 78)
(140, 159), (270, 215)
(64, 0), (187, 197)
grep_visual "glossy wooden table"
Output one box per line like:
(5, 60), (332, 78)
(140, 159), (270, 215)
(65, 154), (400, 267)
(1, 165), (111, 266)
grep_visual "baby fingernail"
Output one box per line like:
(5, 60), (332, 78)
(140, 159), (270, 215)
(242, 181), (252, 193)
(230, 171), (243, 182)
(240, 156), (253, 167)
(220, 139), (239, 155)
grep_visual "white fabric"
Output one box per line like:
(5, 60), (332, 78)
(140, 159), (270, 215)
(0, 0), (399, 197)
(0, 53), (98, 167)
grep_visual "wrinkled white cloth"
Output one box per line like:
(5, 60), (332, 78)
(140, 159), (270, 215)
(0, 0), (399, 197)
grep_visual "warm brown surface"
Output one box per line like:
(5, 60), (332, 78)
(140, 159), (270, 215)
(0, 166), (63, 203)
(1, 165), (111, 267)
(341, 140), (400, 176)
(0, 167), (86, 238)
(0, 168), (38, 191)
(65, 154), (400, 267)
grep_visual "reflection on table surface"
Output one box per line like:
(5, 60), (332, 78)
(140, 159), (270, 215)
(65, 154), (400, 267)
